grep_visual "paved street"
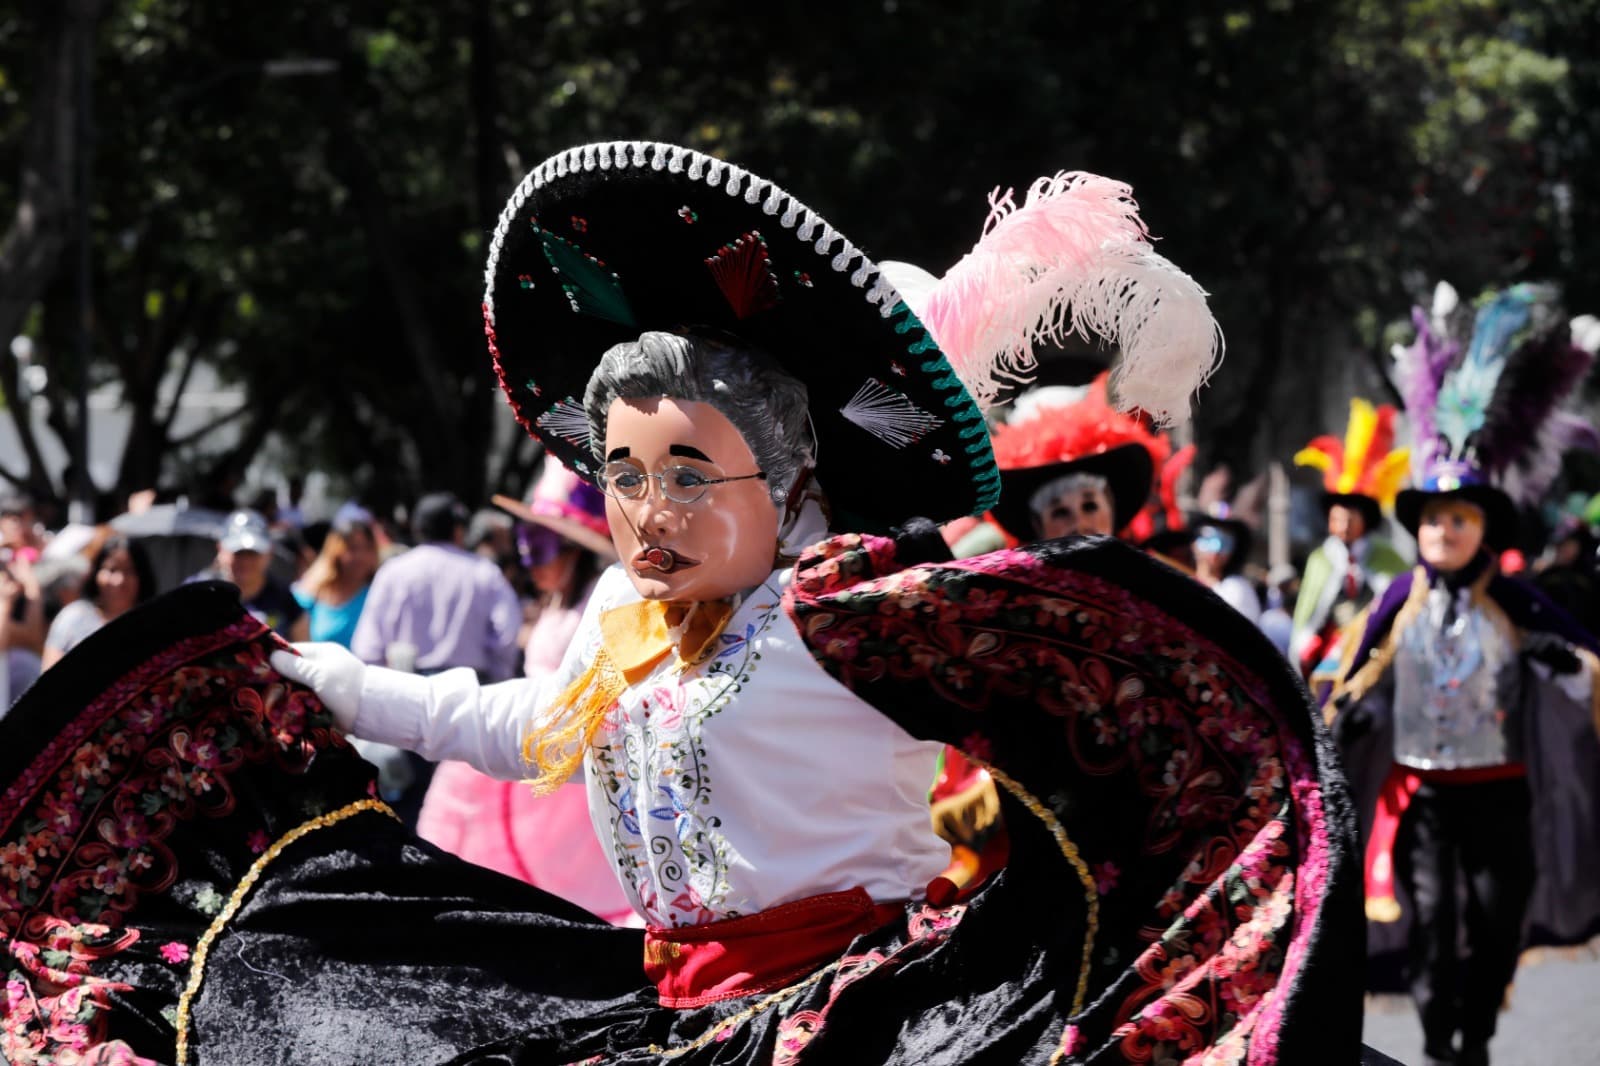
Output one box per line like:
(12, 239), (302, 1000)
(1361, 946), (1600, 1064)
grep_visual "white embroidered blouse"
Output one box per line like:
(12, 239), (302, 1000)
(353, 563), (951, 929)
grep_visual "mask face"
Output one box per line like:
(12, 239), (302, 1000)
(601, 397), (780, 602)
(1034, 482), (1115, 539)
(1327, 504), (1367, 546)
(1417, 499), (1485, 572)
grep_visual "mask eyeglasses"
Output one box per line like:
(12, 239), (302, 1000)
(598, 461), (766, 505)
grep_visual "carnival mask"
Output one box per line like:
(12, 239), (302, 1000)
(600, 396), (781, 602)
(1326, 503), (1368, 547)
(1416, 499), (1485, 573)
(1033, 477), (1115, 539)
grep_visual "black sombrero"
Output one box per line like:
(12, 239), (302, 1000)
(988, 443), (1154, 542)
(482, 141), (998, 532)
(1319, 491), (1384, 534)
(1394, 482), (1518, 552)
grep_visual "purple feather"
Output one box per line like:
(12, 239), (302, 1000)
(1477, 328), (1595, 486)
(1392, 307), (1460, 471)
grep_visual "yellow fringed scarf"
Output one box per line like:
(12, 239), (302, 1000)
(522, 598), (735, 793)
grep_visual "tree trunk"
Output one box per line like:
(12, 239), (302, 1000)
(0, 0), (105, 498)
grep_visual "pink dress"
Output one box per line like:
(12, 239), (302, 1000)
(416, 584), (640, 926)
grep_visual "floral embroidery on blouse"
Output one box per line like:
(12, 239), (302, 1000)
(588, 581), (783, 928)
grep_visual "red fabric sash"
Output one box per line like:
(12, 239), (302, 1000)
(644, 887), (901, 1008)
(1364, 765), (1421, 922)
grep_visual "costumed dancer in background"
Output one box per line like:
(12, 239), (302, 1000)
(1291, 399), (1412, 686)
(938, 373), (1164, 559)
(1329, 283), (1600, 1066)
(1, 145), (1368, 1065)
(1189, 507), (1263, 625)
(415, 462), (638, 925)
(874, 293), (1171, 890)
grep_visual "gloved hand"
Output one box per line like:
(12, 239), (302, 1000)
(269, 642), (367, 731)
(1521, 632), (1583, 676)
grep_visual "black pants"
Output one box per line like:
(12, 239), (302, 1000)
(1396, 776), (1535, 1054)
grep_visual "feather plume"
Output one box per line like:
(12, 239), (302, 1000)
(990, 373), (1171, 474)
(1434, 286), (1550, 461)
(1294, 438), (1343, 490)
(915, 172), (1221, 425)
(1391, 308), (1460, 475)
(1477, 314), (1597, 504)
(1364, 448), (1412, 511)
(1339, 399), (1379, 494)
(1394, 282), (1597, 505)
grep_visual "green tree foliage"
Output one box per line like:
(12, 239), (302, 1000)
(1, 0), (1594, 515)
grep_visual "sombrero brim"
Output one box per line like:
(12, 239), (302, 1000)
(1320, 492), (1383, 532)
(482, 142), (997, 533)
(1394, 485), (1518, 552)
(989, 444), (1155, 542)
(490, 493), (617, 561)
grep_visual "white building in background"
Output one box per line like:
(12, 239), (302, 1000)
(0, 340), (247, 507)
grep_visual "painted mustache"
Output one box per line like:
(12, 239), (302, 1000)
(631, 547), (699, 574)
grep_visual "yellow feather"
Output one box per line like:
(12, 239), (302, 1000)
(1293, 445), (1335, 472)
(1364, 448), (1411, 511)
(1339, 399), (1378, 494)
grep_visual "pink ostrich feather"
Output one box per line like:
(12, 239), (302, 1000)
(919, 171), (1221, 424)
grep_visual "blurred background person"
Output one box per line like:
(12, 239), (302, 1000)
(414, 465), (636, 924)
(351, 492), (520, 681)
(1291, 398), (1412, 679)
(0, 559), (45, 713)
(190, 509), (307, 639)
(1191, 511), (1263, 625)
(291, 516), (380, 648)
(42, 535), (157, 668)
(349, 491), (520, 827)
(0, 494), (45, 566)
(1533, 514), (1600, 636)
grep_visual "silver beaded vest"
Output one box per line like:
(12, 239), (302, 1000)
(1392, 584), (1521, 770)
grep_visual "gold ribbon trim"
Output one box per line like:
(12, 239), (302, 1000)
(174, 798), (400, 1066)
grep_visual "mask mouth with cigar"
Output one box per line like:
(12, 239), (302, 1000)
(630, 545), (698, 576)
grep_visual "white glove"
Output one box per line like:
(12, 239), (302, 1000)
(270, 642), (368, 732)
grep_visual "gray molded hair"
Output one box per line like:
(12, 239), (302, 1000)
(584, 331), (814, 504)
(1028, 472), (1109, 524)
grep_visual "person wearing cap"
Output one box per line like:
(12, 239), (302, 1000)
(190, 508), (305, 639)
(1330, 284), (1600, 1066)
(1292, 398), (1411, 681)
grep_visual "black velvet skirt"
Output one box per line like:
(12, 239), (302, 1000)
(0, 535), (1368, 1064)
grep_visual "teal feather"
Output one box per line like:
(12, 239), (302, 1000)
(1433, 285), (1543, 456)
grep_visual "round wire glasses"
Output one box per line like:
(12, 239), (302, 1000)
(597, 462), (767, 505)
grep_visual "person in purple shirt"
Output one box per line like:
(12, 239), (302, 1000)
(350, 493), (522, 682)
